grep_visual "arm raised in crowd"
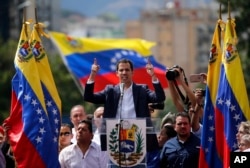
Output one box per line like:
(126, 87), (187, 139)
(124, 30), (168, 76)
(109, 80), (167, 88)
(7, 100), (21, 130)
(167, 77), (185, 112)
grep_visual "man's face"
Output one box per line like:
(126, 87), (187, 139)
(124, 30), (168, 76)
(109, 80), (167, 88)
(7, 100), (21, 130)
(116, 62), (133, 85)
(175, 116), (191, 138)
(70, 106), (87, 128)
(76, 123), (93, 142)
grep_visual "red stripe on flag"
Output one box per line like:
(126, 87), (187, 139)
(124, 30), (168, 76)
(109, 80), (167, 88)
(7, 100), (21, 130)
(80, 68), (168, 92)
(5, 91), (46, 168)
(215, 108), (225, 161)
(199, 148), (209, 168)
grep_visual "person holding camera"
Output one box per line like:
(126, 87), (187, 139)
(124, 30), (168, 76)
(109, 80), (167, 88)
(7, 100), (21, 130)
(165, 66), (204, 138)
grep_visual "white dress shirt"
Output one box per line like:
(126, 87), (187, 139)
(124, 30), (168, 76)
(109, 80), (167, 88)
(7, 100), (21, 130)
(71, 128), (77, 144)
(59, 141), (109, 168)
(116, 84), (136, 119)
(92, 129), (101, 145)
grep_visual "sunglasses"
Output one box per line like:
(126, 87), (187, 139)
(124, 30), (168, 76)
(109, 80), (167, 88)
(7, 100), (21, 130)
(60, 132), (71, 136)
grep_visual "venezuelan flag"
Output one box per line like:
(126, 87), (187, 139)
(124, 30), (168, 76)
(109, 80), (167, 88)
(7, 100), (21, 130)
(199, 19), (224, 168)
(4, 23), (60, 168)
(30, 23), (62, 166)
(50, 31), (168, 92)
(215, 18), (250, 168)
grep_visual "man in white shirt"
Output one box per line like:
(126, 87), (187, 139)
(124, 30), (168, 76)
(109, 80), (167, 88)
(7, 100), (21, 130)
(70, 105), (87, 143)
(59, 120), (108, 168)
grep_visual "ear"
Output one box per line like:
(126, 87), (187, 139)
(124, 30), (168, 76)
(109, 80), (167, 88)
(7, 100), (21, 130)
(174, 124), (177, 131)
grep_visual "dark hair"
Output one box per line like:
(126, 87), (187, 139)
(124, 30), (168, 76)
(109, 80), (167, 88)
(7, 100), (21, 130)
(79, 120), (93, 133)
(116, 59), (134, 71)
(175, 112), (191, 124)
(87, 114), (94, 121)
(164, 125), (177, 138)
(61, 123), (73, 133)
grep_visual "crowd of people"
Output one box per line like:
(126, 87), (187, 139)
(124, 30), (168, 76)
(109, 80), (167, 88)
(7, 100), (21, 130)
(1, 58), (250, 168)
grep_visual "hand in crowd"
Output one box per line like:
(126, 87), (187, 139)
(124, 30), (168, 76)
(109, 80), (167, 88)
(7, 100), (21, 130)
(199, 73), (207, 84)
(171, 67), (185, 84)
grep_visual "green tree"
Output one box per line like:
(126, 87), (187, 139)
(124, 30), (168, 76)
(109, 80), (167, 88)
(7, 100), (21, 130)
(217, 0), (250, 97)
(47, 52), (98, 116)
(0, 39), (16, 122)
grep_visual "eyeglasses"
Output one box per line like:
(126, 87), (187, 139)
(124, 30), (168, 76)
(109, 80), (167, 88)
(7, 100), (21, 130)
(238, 143), (246, 147)
(60, 132), (71, 136)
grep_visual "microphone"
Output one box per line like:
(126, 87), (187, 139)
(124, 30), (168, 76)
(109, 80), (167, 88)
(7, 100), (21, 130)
(120, 83), (125, 97)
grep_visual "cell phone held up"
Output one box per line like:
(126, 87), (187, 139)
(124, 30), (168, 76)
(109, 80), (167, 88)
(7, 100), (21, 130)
(189, 74), (203, 83)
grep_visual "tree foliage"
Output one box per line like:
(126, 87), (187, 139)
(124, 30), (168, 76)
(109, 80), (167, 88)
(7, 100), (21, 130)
(217, 0), (250, 97)
(0, 39), (16, 122)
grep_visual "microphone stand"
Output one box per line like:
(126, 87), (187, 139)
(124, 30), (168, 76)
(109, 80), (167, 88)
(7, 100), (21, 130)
(118, 83), (124, 168)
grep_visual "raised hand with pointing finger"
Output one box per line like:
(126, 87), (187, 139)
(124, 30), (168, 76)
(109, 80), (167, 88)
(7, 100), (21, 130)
(88, 58), (100, 82)
(146, 58), (158, 82)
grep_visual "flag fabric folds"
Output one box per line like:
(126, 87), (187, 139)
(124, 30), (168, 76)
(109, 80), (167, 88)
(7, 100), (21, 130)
(50, 31), (168, 92)
(4, 23), (61, 168)
(30, 23), (62, 146)
(199, 19), (224, 168)
(199, 17), (250, 168)
(214, 18), (250, 168)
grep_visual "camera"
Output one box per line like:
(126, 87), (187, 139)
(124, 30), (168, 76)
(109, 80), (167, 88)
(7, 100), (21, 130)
(166, 65), (181, 80)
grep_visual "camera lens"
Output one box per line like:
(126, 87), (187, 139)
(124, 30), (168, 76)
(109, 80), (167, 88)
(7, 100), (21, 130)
(166, 70), (179, 80)
(202, 89), (206, 96)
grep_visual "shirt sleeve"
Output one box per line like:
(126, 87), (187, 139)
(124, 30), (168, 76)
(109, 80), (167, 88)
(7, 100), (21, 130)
(59, 151), (66, 168)
(87, 80), (94, 84)
(191, 124), (202, 139)
(99, 151), (109, 168)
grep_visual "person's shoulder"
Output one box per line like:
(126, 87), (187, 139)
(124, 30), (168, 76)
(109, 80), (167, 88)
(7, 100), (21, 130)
(59, 143), (76, 156)
(243, 148), (250, 152)
(163, 136), (178, 147)
(90, 141), (104, 153)
(62, 143), (76, 151)
(162, 137), (179, 153)
(91, 141), (101, 149)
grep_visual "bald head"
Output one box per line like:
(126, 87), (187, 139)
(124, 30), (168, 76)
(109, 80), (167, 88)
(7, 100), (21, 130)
(94, 106), (104, 119)
(70, 105), (87, 128)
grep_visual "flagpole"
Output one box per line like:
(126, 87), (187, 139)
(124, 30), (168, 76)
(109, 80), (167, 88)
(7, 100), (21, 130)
(23, 8), (28, 38)
(218, 4), (222, 47)
(35, 8), (38, 26)
(227, 1), (231, 19)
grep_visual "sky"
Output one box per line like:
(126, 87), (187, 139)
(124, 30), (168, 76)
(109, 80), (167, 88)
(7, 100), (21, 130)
(60, 0), (215, 21)
(60, 0), (152, 20)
